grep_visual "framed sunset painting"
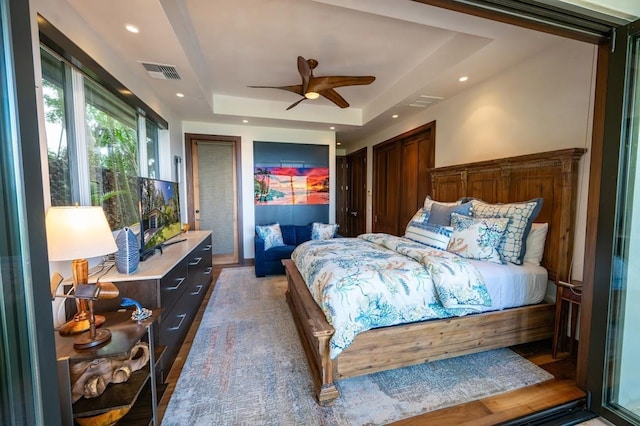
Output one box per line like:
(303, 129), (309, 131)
(254, 166), (329, 205)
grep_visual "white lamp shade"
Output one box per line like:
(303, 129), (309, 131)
(46, 206), (118, 261)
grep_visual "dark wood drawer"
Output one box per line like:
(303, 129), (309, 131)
(158, 292), (196, 376)
(159, 259), (188, 308)
(188, 238), (213, 289)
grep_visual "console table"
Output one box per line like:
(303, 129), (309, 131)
(93, 230), (213, 381)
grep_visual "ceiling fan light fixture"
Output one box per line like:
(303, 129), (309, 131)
(305, 91), (320, 100)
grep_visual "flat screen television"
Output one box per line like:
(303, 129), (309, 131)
(138, 177), (182, 257)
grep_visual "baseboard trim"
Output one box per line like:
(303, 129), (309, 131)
(497, 399), (596, 426)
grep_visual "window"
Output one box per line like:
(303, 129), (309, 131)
(84, 78), (139, 229)
(146, 118), (159, 178)
(40, 44), (164, 230)
(41, 47), (72, 206)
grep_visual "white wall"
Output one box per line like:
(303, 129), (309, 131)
(181, 122), (336, 259)
(347, 39), (597, 282)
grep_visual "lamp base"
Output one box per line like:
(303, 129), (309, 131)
(74, 328), (112, 349)
(58, 314), (106, 335)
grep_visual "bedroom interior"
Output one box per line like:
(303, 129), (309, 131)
(4, 0), (640, 426)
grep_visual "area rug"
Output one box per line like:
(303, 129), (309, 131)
(162, 266), (553, 425)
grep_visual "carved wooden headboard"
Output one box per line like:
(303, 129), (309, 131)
(430, 148), (586, 282)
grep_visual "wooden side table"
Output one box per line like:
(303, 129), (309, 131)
(56, 310), (162, 425)
(552, 281), (582, 358)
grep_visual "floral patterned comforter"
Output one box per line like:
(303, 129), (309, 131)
(291, 233), (492, 359)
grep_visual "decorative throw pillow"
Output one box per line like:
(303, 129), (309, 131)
(428, 201), (472, 226)
(469, 198), (543, 265)
(255, 223), (285, 250)
(404, 207), (430, 235)
(405, 221), (453, 251)
(447, 213), (510, 264)
(311, 223), (339, 240)
(523, 222), (549, 266)
(409, 207), (430, 224)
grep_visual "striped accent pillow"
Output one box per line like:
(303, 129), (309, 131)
(405, 221), (453, 251)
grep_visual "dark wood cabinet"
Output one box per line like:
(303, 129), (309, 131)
(94, 231), (213, 381)
(372, 121), (435, 235)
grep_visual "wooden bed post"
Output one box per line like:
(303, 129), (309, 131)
(283, 260), (339, 405)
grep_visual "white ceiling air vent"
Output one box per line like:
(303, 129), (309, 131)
(409, 95), (444, 108)
(139, 61), (181, 80)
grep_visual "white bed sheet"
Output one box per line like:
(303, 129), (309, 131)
(468, 259), (548, 311)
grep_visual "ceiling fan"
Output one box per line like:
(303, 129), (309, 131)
(249, 56), (375, 110)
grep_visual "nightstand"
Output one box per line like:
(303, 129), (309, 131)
(552, 280), (582, 358)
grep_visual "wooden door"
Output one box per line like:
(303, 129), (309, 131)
(373, 141), (401, 234)
(347, 147), (367, 237)
(335, 156), (348, 233)
(399, 127), (434, 231)
(373, 122), (435, 236)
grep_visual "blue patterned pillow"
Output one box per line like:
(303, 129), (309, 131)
(447, 213), (510, 264)
(469, 198), (543, 265)
(311, 223), (339, 240)
(256, 223), (285, 250)
(405, 221), (453, 250)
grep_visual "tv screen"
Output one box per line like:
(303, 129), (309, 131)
(138, 177), (182, 256)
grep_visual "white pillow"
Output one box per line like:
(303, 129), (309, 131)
(523, 223), (549, 266)
(447, 213), (510, 264)
(423, 196), (462, 211)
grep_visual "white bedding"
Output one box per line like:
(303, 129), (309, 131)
(469, 259), (548, 311)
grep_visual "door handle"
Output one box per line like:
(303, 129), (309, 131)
(350, 211), (358, 216)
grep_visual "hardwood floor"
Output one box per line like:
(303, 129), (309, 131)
(158, 266), (586, 424)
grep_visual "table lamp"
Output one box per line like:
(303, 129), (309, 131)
(46, 206), (118, 345)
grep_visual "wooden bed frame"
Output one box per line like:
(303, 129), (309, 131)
(284, 148), (586, 405)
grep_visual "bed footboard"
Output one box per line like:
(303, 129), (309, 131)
(283, 259), (555, 405)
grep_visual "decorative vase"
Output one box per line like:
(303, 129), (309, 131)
(115, 227), (139, 274)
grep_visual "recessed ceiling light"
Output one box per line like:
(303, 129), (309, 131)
(392, 114), (399, 118)
(330, 126), (335, 130)
(459, 76), (469, 82)
(125, 24), (140, 34)
(176, 93), (184, 98)
(337, 142), (341, 146)
(119, 89), (132, 96)
(242, 119), (249, 123)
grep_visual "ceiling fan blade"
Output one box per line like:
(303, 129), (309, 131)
(248, 84), (303, 96)
(286, 97), (307, 110)
(319, 88), (349, 109)
(297, 56), (311, 95)
(309, 75), (375, 92)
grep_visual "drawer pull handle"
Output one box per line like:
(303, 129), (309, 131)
(203, 245), (212, 251)
(168, 313), (186, 331)
(189, 257), (202, 266)
(191, 285), (203, 296)
(167, 277), (185, 291)
(204, 267), (212, 275)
